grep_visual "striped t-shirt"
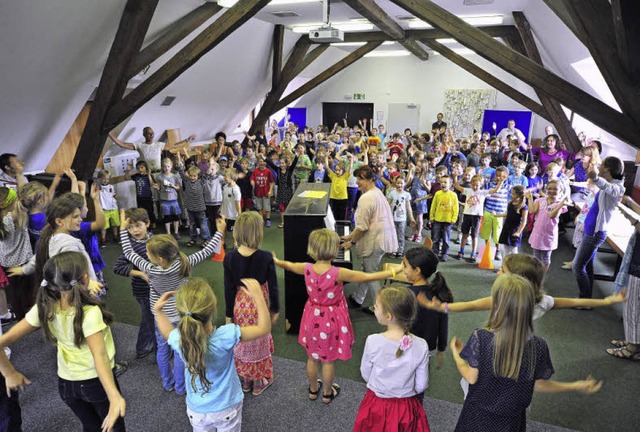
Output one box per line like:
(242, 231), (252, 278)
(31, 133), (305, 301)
(120, 229), (222, 323)
(484, 181), (510, 215)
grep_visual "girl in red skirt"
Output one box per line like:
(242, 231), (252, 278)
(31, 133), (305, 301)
(353, 285), (430, 432)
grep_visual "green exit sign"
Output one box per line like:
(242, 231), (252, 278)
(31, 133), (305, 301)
(353, 93), (366, 100)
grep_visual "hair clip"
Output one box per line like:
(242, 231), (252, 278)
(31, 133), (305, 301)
(184, 312), (193, 317)
(69, 279), (78, 286)
(40, 280), (49, 287)
(399, 334), (413, 352)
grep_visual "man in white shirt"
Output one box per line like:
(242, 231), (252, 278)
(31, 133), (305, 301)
(497, 119), (526, 145)
(109, 127), (194, 172)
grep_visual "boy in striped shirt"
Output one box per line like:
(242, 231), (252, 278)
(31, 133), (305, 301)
(479, 166), (509, 261)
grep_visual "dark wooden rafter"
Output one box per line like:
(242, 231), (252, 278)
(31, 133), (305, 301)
(512, 11), (581, 152)
(104, 0), (271, 131)
(272, 24), (285, 88)
(248, 36), (313, 136)
(550, 0), (640, 125)
(273, 41), (383, 113)
(72, 0), (159, 179)
(388, 0), (640, 148)
(423, 39), (549, 121)
(126, 2), (222, 79)
(343, 0), (429, 60)
(611, 0), (640, 78)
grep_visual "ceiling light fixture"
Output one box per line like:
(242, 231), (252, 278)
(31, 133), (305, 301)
(217, 0), (320, 7)
(292, 22), (374, 33)
(364, 50), (411, 57)
(408, 14), (503, 29)
(330, 41), (394, 47)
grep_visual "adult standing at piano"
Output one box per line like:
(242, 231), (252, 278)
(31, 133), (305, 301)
(342, 165), (398, 314)
(431, 113), (447, 143)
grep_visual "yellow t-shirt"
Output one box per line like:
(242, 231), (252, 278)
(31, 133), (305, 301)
(328, 171), (348, 200)
(25, 304), (115, 381)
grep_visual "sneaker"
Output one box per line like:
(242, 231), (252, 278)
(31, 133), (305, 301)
(414, 236), (422, 242)
(114, 361), (129, 378)
(173, 233), (181, 240)
(265, 220), (272, 228)
(440, 254), (449, 262)
(494, 251), (502, 261)
(0, 311), (17, 327)
(453, 237), (461, 244)
(469, 253), (477, 263)
(456, 252), (464, 260)
(100, 239), (107, 249)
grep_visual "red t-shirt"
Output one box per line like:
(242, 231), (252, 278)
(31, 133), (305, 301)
(388, 142), (404, 159)
(250, 167), (275, 197)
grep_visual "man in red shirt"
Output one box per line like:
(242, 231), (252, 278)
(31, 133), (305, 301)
(250, 157), (275, 227)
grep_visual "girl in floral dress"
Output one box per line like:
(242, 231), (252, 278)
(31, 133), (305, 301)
(274, 228), (399, 404)
(223, 211), (279, 395)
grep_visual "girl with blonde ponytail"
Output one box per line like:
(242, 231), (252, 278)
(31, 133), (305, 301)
(154, 278), (271, 432)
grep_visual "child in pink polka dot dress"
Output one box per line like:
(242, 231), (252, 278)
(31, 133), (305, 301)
(274, 228), (400, 404)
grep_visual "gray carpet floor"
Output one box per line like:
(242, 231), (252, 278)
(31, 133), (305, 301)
(10, 322), (577, 432)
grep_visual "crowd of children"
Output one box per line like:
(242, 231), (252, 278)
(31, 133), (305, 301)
(0, 119), (632, 431)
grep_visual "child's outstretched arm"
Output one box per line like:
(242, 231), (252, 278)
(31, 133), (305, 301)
(450, 337), (479, 384)
(85, 332), (126, 432)
(154, 291), (177, 340)
(337, 263), (402, 283)
(272, 255), (307, 275)
(238, 279), (272, 342)
(552, 290), (626, 309)
(534, 375), (602, 394)
(90, 183), (106, 232)
(417, 293), (492, 313)
(0, 348), (31, 396)
(186, 217), (226, 266)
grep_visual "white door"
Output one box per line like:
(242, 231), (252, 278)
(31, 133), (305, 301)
(388, 103), (421, 135)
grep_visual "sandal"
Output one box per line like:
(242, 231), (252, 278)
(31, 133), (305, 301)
(278, 223), (284, 229)
(322, 383), (341, 404)
(606, 346), (640, 361)
(252, 377), (273, 396)
(186, 240), (197, 247)
(308, 379), (323, 400)
(611, 339), (628, 348)
(241, 378), (252, 393)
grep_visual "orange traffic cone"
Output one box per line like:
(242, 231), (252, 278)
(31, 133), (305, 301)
(211, 240), (225, 262)
(478, 243), (494, 270)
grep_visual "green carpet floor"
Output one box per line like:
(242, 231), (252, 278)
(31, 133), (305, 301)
(100, 221), (638, 432)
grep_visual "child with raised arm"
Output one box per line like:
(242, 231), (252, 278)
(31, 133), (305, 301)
(175, 153), (212, 248)
(387, 176), (415, 258)
(497, 185), (528, 257)
(454, 174), (490, 262)
(97, 170), (120, 247)
(154, 277), (271, 431)
(429, 175), (459, 262)
(119, 209), (225, 394)
(527, 180), (568, 269)
(0, 252), (126, 431)
(479, 166), (510, 262)
(126, 160), (157, 230)
(450, 274), (602, 431)
(353, 285), (430, 432)
(273, 228), (401, 404)
(154, 157), (183, 239)
(250, 156), (275, 228)
(326, 156), (351, 222)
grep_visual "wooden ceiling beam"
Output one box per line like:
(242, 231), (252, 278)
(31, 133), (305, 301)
(272, 24), (285, 88)
(513, 11), (581, 153)
(343, 0), (429, 60)
(611, 0), (640, 78)
(388, 0), (640, 148)
(248, 36), (312, 135)
(273, 41), (383, 113)
(126, 2), (222, 79)
(559, 0), (640, 126)
(423, 39), (549, 121)
(104, 0), (271, 131)
(72, 0), (159, 179)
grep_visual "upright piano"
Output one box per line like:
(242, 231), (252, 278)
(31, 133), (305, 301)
(283, 183), (352, 333)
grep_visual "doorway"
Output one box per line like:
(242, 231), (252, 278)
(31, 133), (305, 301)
(322, 102), (374, 129)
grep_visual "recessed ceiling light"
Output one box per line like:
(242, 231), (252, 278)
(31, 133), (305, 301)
(407, 14), (503, 29)
(364, 50), (411, 57)
(330, 41), (394, 47)
(217, 0), (320, 7)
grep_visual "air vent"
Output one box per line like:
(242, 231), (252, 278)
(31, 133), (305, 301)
(161, 96), (176, 106)
(270, 11), (300, 18)
(463, 0), (494, 5)
(397, 15), (417, 21)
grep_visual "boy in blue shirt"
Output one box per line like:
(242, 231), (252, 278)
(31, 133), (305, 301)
(479, 166), (509, 261)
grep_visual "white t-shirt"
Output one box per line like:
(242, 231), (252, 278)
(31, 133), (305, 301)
(134, 142), (165, 172)
(221, 184), (241, 220)
(533, 295), (555, 321)
(463, 188), (490, 216)
(99, 184), (118, 210)
(387, 189), (412, 222)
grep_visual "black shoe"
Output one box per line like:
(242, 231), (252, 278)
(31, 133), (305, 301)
(114, 361), (129, 378)
(0, 311), (16, 327)
(347, 295), (362, 309)
(136, 349), (155, 359)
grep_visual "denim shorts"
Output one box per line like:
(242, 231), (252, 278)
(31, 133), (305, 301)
(160, 200), (182, 216)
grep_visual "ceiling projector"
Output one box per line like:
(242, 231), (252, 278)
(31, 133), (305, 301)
(309, 26), (344, 43)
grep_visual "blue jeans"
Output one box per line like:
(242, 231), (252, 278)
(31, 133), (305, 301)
(572, 231), (607, 298)
(188, 210), (211, 241)
(134, 295), (156, 356)
(155, 325), (185, 394)
(58, 373), (126, 432)
(432, 222), (453, 256)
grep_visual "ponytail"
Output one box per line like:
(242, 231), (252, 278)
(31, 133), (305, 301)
(431, 271), (453, 303)
(178, 251), (191, 278)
